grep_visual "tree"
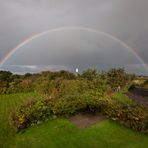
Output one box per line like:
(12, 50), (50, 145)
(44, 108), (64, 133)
(81, 69), (98, 81)
(107, 68), (129, 91)
(0, 71), (12, 82)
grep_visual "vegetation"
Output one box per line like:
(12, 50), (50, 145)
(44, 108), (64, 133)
(0, 68), (133, 95)
(143, 79), (148, 88)
(0, 92), (41, 147)
(101, 98), (148, 133)
(10, 98), (52, 129)
(112, 92), (133, 104)
(0, 93), (148, 148)
(10, 94), (148, 134)
(13, 119), (148, 148)
(0, 68), (148, 147)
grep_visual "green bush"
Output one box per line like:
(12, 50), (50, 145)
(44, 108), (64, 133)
(52, 95), (85, 116)
(10, 98), (52, 129)
(81, 69), (98, 80)
(52, 93), (102, 116)
(10, 93), (103, 129)
(101, 98), (148, 133)
(10, 95), (148, 134)
(107, 68), (131, 91)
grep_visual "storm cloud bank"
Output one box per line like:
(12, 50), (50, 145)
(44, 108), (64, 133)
(0, 0), (148, 74)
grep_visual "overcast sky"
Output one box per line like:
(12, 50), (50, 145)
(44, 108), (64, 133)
(0, 0), (148, 74)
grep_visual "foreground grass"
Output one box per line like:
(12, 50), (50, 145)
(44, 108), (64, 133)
(0, 93), (148, 148)
(0, 92), (41, 147)
(13, 119), (148, 148)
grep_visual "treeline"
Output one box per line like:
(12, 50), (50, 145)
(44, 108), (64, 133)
(0, 68), (135, 95)
(0, 70), (75, 94)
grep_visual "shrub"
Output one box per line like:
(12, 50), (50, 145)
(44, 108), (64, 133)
(10, 95), (148, 134)
(107, 68), (131, 91)
(128, 84), (136, 91)
(10, 98), (52, 129)
(143, 80), (148, 88)
(10, 92), (104, 129)
(101, 98), (148, 133)
(52, 95), (85, 116)
(52, 93), (102, 116)
(81, 69), (98, 80)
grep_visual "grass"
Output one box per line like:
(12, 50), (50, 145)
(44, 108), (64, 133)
(13, 119), (148, 148)
(112, 92), (133, 104)
(0, 92), (41, 147)
(0, 93), (148, 148)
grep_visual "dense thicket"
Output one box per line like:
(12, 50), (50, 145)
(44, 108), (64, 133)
(10, 94), (148, 134)
(3, 68), (147, 133)
(0, 68), (134, 95)
(5, 68), (148, 134)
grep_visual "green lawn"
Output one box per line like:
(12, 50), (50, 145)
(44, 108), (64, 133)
(0, 93), (148, 148)
(0, 92), (41, 147)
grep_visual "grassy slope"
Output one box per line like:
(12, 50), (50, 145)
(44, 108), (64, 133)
(0, 93), (148, 148)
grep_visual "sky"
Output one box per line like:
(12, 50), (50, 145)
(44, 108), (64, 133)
(0, 0), (148, 75)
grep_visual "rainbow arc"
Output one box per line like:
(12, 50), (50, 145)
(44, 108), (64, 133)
(0, 26), (147, 72)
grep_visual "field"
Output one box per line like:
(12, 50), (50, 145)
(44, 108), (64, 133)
(0, 93), (148, 148)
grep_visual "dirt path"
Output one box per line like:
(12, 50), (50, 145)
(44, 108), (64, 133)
(69, 112), (105, 128)
(126, 87), (148, 106)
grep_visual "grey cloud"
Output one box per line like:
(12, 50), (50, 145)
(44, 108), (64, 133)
(2, 30), (147, 75)
(1, 65), (71, 74)
(0, 0), (148, 74)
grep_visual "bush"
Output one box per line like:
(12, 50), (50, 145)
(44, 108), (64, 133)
(81, 69), (98, 80)
(52, 93), (102, 116)
(52, 95), (85, 116)
(101, 98), (148, 133)
(10, 94), (148, 134)
(128, 84), (136, 91)
(143, 80), (148, 88)
(10, 98), (52, 129)
(10, 92), (103, 129)
(107, 68), (131, 91)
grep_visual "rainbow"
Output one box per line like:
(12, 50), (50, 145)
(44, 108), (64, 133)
(0, 26), (147, 71)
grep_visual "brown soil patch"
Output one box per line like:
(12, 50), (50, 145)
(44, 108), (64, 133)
(69, 112), (105, 128)
(126, 87), (148, 106)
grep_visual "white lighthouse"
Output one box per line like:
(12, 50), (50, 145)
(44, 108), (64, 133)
(75, 68), (79, 73)
(75, 68), (79, 76)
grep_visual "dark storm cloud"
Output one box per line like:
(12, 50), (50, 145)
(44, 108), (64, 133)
(3, 30), (147, 75)
(0, 0), (148, 74)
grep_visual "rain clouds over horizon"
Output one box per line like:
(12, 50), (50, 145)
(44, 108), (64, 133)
(0, 0), (148, 75)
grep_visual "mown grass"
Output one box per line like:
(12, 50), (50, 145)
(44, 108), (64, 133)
(0, 92), (41, 147)
(13, 119), (148, 148)
(0, 93), (148, 148)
